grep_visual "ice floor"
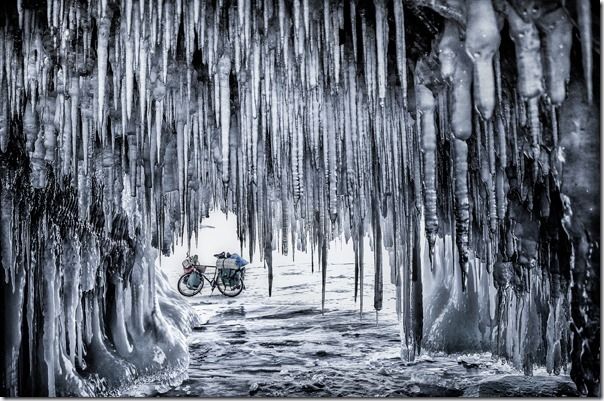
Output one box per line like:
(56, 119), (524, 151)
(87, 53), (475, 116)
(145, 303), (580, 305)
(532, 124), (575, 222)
(125, 258), (577, 397)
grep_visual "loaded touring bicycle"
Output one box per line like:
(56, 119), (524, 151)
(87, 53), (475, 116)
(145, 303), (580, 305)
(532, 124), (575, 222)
(178, 252), (248, 297)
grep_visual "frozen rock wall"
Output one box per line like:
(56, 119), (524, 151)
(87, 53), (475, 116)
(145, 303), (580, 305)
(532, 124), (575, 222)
(0, 0), (599, 396)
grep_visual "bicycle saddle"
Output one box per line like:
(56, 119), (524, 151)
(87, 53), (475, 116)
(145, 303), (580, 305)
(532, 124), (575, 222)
(214, 252), (226, 259)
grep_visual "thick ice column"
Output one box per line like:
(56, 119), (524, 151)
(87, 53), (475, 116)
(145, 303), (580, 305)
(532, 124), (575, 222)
(465, 0), (500, 120)
(505, 5), (544, 100)
(537, 8), (572, 106)
(438, 20), (460, 80)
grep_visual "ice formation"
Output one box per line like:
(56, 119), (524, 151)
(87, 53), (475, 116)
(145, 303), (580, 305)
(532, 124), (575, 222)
(0, 0), (599, 397)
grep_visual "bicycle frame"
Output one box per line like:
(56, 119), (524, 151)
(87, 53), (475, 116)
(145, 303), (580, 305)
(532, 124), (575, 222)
(196, 265), (219, 292)
(201, 265), (246, 291)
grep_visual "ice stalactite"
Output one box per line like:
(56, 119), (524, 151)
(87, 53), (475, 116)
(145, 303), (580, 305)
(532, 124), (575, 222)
(453, 139), (470, 290)
(0, 0), (599, 396)
(417, 80), (438, 260)
(505, 2), (544, 161)
(218, 53), (231, 184)
(374, 0), (387, 103)
(576, 0), (593, 104)
(538, 7), (572, 106)
(505, 4), (544, 100)
(97, 16), (109, 129)
(0, 79), (8, 153)
(538, 7), (572, 148)
(439, 20), (472, 289)
(465, 0), (500, 120)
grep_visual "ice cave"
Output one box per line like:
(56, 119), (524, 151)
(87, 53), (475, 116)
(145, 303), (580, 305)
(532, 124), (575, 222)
(0, 0), (600, 397)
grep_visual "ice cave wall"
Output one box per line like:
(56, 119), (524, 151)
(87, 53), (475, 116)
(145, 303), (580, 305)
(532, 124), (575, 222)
(0, 0), (600, 396)
(0, 162), (193, 396)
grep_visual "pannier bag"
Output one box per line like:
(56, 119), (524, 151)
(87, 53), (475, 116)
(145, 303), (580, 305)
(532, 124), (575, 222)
(220, 268), (244, 287)
(216, 258), (239, 270)
(216, 258), (244, 287)
(182, 255), (202, 274)
(187, 270), (202, 289)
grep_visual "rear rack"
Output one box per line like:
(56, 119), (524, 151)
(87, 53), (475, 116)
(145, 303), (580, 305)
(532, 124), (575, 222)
(183, 264), (216, 274)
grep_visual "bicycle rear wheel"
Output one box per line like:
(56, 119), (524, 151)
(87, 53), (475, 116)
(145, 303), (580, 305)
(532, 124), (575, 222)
(216, 272), (244, 297)
(178, 272), (204, 296)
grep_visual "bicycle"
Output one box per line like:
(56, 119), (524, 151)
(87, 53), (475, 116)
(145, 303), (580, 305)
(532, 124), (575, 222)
(177, 253), (246, 297)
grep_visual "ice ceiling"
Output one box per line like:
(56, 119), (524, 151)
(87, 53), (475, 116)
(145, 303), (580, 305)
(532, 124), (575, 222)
(0, 0), (600, 397)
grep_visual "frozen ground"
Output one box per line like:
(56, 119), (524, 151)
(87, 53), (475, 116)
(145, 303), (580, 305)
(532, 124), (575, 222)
(125, 247), (577, 397)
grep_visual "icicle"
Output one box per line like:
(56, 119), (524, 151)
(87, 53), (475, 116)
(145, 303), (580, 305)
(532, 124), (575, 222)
(527, 97), (541, 160)
(97, 17), (110, 128)
(417, 82), (438, 258)
(438, 20), (460, 81)
(485, 120), (497, 233)
(0, 80), (8, 153)
(62, 98), (72, 176)
(176, 112), (185, 211)
(349, 0), (357, 64)
(538, 8), (572, 105)
(576, 0), (592, 104)
(506, 4), (543, 100)
(218, 54), (231, 184)
(372, 193), (383, 312)
(155, 99), (163, 161)
(327, 100), (337, 222)
(43, 100), (57, 163)
(321, 237), (327, 312)
(139, 39), (148, 130)
(495, 113), (508, 220)
(453, 139), (469, 291)
(465, 0), (500, 120)
(125, 33), (135, 121)
(374, 0), (387, 103)
(393, 0), (408, 106)
(451, 45), (472, 141)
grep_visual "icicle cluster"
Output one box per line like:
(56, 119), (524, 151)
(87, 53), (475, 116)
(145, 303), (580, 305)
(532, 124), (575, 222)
(0, 0), (599, 396)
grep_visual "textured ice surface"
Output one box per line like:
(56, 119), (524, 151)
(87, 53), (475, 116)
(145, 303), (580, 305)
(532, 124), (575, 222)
(126, 260), (577, 397)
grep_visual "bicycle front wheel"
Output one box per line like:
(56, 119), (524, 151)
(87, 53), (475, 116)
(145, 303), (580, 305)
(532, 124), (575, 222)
(178, 272), (204, 296)
(216, 272), (244, 297)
